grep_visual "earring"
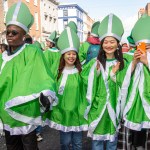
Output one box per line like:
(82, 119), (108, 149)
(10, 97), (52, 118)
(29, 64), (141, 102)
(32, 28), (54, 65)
(22, 37), (25, 41)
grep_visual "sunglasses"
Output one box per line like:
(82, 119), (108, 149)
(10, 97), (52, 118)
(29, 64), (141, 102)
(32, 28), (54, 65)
(6, 30), (19, 36)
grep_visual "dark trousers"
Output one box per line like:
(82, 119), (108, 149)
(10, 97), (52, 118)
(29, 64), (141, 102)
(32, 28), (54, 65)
(4, 130), (38, 150)
(132, 130), (147, 148)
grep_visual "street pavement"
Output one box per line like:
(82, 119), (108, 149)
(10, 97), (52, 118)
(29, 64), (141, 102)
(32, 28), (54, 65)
(0, 126), (91, 150)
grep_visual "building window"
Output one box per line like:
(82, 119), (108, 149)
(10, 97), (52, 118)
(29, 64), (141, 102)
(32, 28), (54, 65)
(44, 14), (48, 20)
(35, 12), (39, 30)
(49, 16), (52, 22)
(64, 20), (68, 28)
(63, 10), (68, 17)
(34, 0), (38, 6)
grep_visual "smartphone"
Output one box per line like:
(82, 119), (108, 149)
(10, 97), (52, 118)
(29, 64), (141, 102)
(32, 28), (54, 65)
(137, 42), (146, 54)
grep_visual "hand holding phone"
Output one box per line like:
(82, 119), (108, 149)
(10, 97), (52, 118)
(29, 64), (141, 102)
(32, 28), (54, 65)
(137, 42), (146, 54)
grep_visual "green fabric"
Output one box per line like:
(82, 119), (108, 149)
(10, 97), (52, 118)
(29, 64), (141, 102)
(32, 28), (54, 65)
(48, 68), (88, 130)
(47, 31), (57, 43)
(127, 34), (135, 46)
(33, 41), (42, 50)
(6, 2), (34, 32)
(91, 21), (100, 37)
(82, 58), (130, 137)
(132, 14), (150, 44)
(123, 49), (135, 62)
(67, 21), (77, 33)
(98, 13), (124, 41)
(0, 44), (56, 130)
(79, 41), (90, 64)
(125, 65), (150, 125)
(44, 48), (61, 79)
(57, 27), (80, 54)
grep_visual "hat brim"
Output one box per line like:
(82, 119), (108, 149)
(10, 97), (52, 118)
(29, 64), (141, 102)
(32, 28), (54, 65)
(100, 33), (122, 41)
(61, 47), (78, 54)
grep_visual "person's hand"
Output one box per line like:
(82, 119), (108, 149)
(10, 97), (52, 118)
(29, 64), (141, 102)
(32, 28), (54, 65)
(133, 49), (141, 66)
(39, 93), (50, 113)
(112, 61), (120, 74)
(140, 53), (148, 66)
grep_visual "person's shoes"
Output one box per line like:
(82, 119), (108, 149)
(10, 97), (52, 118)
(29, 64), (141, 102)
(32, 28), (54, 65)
(36, 133), (43, 142)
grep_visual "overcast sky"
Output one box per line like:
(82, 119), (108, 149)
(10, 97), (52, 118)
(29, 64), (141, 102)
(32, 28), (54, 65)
(59, 0), (150, 42)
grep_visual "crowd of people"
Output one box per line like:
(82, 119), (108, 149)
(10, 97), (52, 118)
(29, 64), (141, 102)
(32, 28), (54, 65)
(0, 1), (150, 150)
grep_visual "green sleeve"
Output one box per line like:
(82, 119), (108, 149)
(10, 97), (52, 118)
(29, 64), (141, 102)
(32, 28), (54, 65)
(43, 50), (53, 67)
(79, 42), (90, 63)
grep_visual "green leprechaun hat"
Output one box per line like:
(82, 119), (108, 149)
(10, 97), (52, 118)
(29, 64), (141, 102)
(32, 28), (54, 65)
(67, 21), (78, 33)
(91, 21), (100, 37)
(132, 14), (150, 45)
(98, 13), (124, 41)
(57, 27), (80, 54)
(6, 1), (34, 33)
(127, 34), (136, 47)
(47, 31), (57, 43)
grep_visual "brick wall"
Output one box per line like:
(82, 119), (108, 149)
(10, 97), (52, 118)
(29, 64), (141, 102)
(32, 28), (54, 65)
(0, 0), (41, 42)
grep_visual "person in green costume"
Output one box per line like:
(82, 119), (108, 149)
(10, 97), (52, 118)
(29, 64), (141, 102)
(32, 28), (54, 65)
(122, 14), (150, 150)
(122, 33), (136, 64)
(44, 21), (78, 79)
(117, 33), (143, 150)
(0, 2), (57, 150)
(81, 13), (134, 150)
(79, 21), (101, 65)
(45, 26), (88, 150)
(44, 31), (61, 78)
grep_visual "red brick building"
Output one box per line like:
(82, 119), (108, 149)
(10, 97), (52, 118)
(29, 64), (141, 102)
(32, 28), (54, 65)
(0, 0), (41, 42)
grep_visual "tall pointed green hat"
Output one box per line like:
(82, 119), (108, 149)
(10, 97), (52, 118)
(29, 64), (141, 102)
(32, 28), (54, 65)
(57, 27), (80, 54)
(67, 21), (77, 33)
(132, 14), (150, 45)
(47, 31), (57, 43)
(127, 34), (136, 47)
(98, 13), (124, 41)
(6, 1), (34, 33)
(91, 21), (100, 37)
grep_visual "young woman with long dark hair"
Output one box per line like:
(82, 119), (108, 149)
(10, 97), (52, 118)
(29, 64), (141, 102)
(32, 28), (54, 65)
(47, 27), (88, 150)
(81, 14), (133, 150)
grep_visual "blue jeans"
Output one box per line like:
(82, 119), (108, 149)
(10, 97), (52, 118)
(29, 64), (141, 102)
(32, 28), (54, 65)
(92, 137), (118, 150)
(60, 131), (82, 150)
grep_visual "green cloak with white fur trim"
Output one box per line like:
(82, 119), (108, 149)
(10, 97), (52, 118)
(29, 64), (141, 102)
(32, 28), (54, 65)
(0, 44), (57, 135)
(44, 48), (61, 79)
(44, 67), (88, 132)
(123, 14), (150, 130)
(81, 58), (132, 141)
(123, 53), (150, 131)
